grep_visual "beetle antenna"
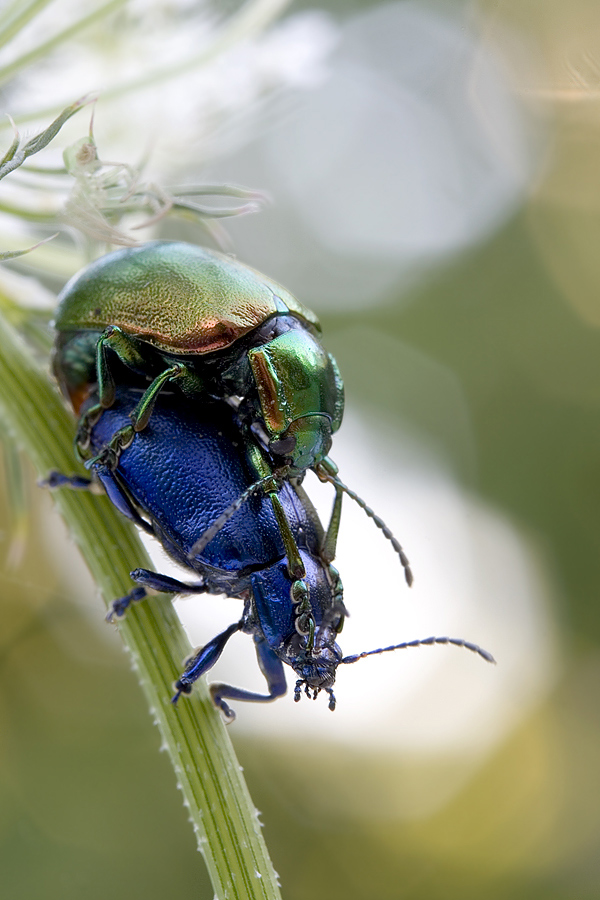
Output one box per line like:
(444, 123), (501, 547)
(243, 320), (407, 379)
(319, 473), (413, 586)
(189, 472), (282, 558)
(342, 636), (495, 665)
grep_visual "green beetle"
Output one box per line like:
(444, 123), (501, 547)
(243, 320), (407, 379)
(53, 241), (344, 475)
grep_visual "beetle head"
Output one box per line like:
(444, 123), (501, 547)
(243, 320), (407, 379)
(285, 602), (344, 709)
(269, 414), (333, 474)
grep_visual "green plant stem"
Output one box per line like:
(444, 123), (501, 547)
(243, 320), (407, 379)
(0, 0), (129, 87)
(0, 0), (56, 52)
(0, 307), (282, 900)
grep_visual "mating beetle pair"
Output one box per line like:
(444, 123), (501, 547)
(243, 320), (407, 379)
(50, 385), (347, 716)
(50, 241), (493, 717)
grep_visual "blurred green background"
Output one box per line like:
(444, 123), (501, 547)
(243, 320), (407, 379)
(2, 0), (600, 898)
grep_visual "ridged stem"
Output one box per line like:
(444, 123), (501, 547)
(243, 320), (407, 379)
(0, 307), (282, 900)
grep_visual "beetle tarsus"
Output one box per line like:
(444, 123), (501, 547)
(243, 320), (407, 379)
(170, 688), (183, 705)
(39, 470), (96, 491)
(106, 586), (147, 622)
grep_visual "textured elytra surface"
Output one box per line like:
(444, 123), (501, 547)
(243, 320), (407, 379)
(90, 391), (287, 572)
(55, 241), (319, 353)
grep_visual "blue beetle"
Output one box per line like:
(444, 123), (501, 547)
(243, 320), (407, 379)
(51, 384), (347, 717)
(47, 385), (494, 719)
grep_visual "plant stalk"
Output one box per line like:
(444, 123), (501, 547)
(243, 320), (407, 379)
(0, 306), (282, 900)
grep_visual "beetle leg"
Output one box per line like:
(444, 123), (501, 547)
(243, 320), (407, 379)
(75, 404), (104, 458)
(40, 470), (101, 492)
(96, 327), (195, 421)
(268, 491), (305, 580)
(76, 325), (194, 460)
(171, 621), (243, 706)
(209, 634), (287, 722)
(83, 363), (190, 470)
(106, 569), (208, 622)
(91, 463), (153, 533)
(268, 490), (322, 645)
(326, 565), (346, 631)
(244, 440), (307, 580)
(127, 363), (187, 433)
(320, 481), (343, 564)
(130, 567), (208, 595)
(96, 326), (147, 407)
(245, 441), (317, 641)
(106, 587), (148, 622)
(75, 327), (145, 457)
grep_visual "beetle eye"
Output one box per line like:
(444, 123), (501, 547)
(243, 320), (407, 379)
(269, 435), (296, 457)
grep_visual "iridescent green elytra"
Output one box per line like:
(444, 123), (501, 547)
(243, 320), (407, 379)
(53, 241), (344, 476)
